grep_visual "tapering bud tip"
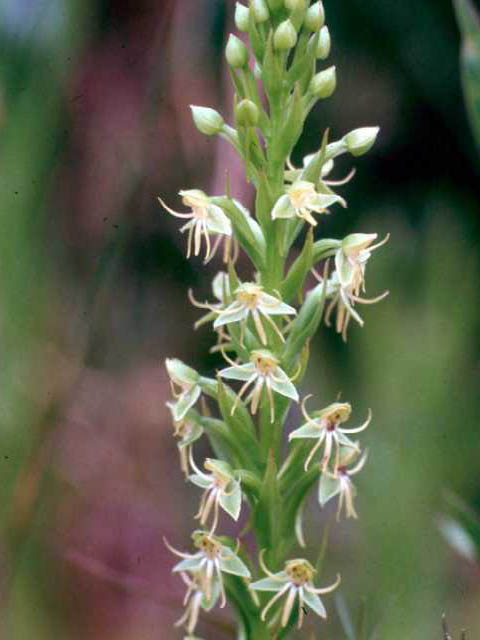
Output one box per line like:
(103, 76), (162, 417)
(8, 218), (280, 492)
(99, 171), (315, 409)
(274, 19), (298, 50)
(309, 66), (336, 98)
(285, 0), (307, 11)
(235, 3), (250, 31)
(317, 25), (331, 59)
(305, 1), (325, 31)
(226, 34), (249, 68)
(190, 106), (224, 136)
(236, 99), (260, 127)
(250, 0), (269, 22)
(344, 127), (380, 156)
(267, 0), (284, 11)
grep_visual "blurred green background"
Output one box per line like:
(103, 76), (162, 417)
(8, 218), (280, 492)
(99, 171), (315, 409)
(0, 0), (479, 639)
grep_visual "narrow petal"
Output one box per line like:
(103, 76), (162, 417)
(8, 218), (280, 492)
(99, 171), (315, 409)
(318, 473), (342, 506)
(289, 424), (323, 440)
(213, 304), (248, 328)
(220, 363), (257, 382)
(218, 552), (251, 578)
(219, 482), (242, 521)
(206, 204), (232, 235)
(250, 575), (288, 591)
(188, 474), (213, 490)
(302, 590), (327, 619)
(271, 194), (295, 220)
(269, 369), (299, 401)
(173, 385), (201, 422)
(258, 292), (296, 316)
(173, 555), (206, 573)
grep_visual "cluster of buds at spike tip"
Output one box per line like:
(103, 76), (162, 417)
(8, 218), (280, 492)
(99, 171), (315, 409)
(163, 2), (390, 636)
(250, 554), (340, 628)
(220, 349), (299, 422)
(189, 456), (242, 534)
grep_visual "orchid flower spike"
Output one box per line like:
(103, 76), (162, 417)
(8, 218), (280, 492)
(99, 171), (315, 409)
(159, 189), (232, 263)
(271, 181), (343, 227)
(319, 447), (369, 520)
(289, 396), (372, 471)
(214, 282), (296, 346)
(250, 553), (340, 629)
(189, 455), (242, 534)
(220, 349), (299, 422)
(166, 359), (202, 422)
(166, 406), (204, 475)
(166, 531), (250, 608)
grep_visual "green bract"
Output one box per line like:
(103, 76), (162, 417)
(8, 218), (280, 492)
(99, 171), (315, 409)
(163, 3), (388, 637)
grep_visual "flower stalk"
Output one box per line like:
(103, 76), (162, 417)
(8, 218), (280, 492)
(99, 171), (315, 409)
(162, 2), (388, 637)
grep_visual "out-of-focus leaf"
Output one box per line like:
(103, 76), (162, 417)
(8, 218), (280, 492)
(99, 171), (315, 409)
(454, 0), (480, 151)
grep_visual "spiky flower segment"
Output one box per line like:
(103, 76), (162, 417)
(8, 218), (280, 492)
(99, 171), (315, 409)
(162, 2), (388, 637)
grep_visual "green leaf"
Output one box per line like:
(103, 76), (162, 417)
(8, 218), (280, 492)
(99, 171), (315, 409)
(188, 411), (247, 468)
(261, 31), (283, 103)
(286, 31), (310, 86)
(248, 9), (266, 62)
(454, 0), (480, 152)
(211, 197), (266, 268)
(207, 377), (263, 471)
(282, 279), (327, 369)
(273, 83), (305, 165)
(281, 464), (321, 543)
(301, 128), (329, 184)
(252, 452), (282, 560)
(282, 227), (313, 302)
(312, 237), (342, 263)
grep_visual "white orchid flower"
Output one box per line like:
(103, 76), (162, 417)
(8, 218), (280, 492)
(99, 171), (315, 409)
(166, 406), (204, 475)
(175, 570), (220, 635)
(250, 553), (340, 629)
(271, 181), (343, 226)
(166, 358), (202, 421)
(189, 455), (242, 534)
(159, 189), (232, 262)
(166, 532), (251, 607)
(313, 232), (390, 341)
(214, 282), (296, 345)
(289, 396), (371, 471)
(319, 447), (368, 519)
(220, 349), (299, 422)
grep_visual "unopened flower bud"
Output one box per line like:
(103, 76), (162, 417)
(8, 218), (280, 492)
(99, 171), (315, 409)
(274, 19), (298, 50)
(344, 127), (380, 156)
(317, 25), (331, 59)
(235, 3), (250, 31)
(236, 99), (260, 127)
(250, 0), (269, 23)
(226, 34), (248, 68)
(267, 0), (283, 11)
(285, 0), (307, 11)
(304, 1), (325, 31)
(190, 106), (224, 136)
(309, 66), (336, 98)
